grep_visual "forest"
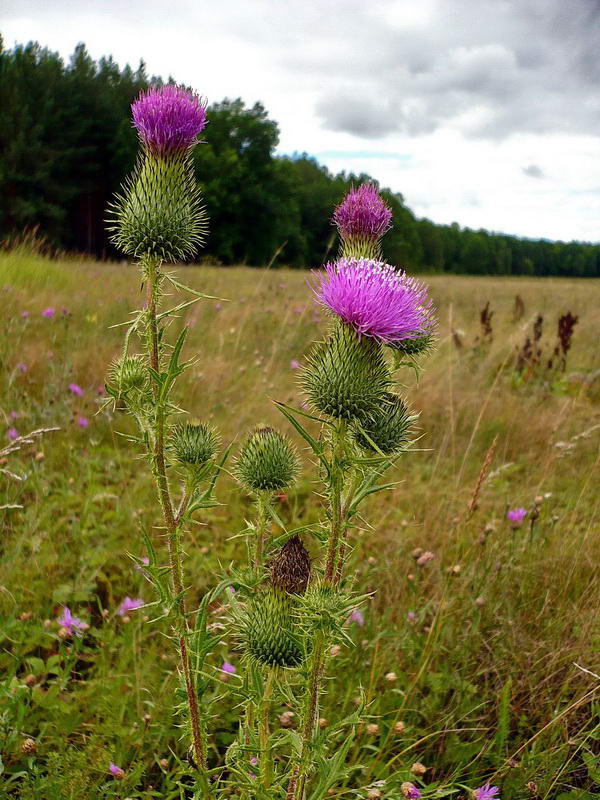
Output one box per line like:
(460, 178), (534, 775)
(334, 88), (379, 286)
(1, 38), (600, 276)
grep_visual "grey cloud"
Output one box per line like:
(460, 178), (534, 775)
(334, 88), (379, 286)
(522, 164), (545, 178)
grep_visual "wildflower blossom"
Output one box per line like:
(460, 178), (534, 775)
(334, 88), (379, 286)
(507, 507), (527, 526)
(348, 608), (365, 626)
(118, 597), (144, 616)
(315, 258), (434, 345)
(401, 782), (422, 799)
(10, 411), (18, 419)
(290, 360), (300, 369)
(57, 606), (86, 636)
(16, 363), (27, 373)
(7, 427), (19, 441)
(109, 762), (125, 779)
(221, 661), (236, 674)
(68, 383), (84, 396)
(474, 783), (500, 800)
(77, 416), (89, 428)
(21, 311), (29, 318)
(333, 184), (392, 242)
(132, 84), (207, 156)
(42, 307), (55, 318)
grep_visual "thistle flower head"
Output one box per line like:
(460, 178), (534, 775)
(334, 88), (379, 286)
(302, 322), (391, 421)
(473, 783), (500, 800)
(401, 783), (422, 799)
(108, 354), (148, 394)
(315, 258), (434, 346)
(271, 535), (311, 595)
(132, 84), (207, 156)
(171, 422), (220, 468)
(118, 597), (144, 616)
(353, 393), (414, 455)
(507, 507), (527, 526)
(243, 589), (303, 668)
(57, 606), (86, 637)
(235, 427), (299, 493)
(333, 185), (392, 259)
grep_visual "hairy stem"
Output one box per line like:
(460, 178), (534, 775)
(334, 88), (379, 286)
(145, 258), (207, 774)
(254, 492), (270, 569)
(293, 634), (326, 800)
(259, 668), (276, 787)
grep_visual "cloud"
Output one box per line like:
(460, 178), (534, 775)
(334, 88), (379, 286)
(522, 164), (545, 178)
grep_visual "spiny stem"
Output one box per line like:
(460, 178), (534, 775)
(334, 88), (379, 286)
(145, 257), (207, 774)
(254, 492), (270, 568)
(259, 668), (276, 787)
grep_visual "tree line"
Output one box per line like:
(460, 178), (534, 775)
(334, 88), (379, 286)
(1, 38), (599, 276)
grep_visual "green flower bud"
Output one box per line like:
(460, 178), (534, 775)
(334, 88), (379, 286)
(244, 589), (303, 668)
(271, 535), (311, 596)
(235, 427), (298, 493)
(353, 393), (414, 455)
(171, 423), (219, 467)
(301, 322), (391, 421)
(299, 583), (356, 636)
(388, 330), (436, 358)
(108, 354), (148, 394)
(108, 152), (208, 262)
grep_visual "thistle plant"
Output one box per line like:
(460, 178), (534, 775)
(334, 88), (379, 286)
(107, 91), (435, 797)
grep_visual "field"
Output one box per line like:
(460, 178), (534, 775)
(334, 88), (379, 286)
(1, 251), (599, 799)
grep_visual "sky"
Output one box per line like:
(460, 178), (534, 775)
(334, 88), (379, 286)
(3, 0), (600, 243)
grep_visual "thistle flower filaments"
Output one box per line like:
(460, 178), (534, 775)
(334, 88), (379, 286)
(333, 184), (392, 260)
(132, 84), (207, 156)
(302, 322), (391, 421)
(315, 258), (434, 346)
(353, 393), (414, 455)
(171, 422), (220, 469)
(235, 427), (299, 492)
(108, 84), (208, 262)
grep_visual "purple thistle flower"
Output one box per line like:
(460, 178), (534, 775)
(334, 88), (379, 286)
(506, 507), (527, 526)
(333, 184), (392, 242)
(16, 362), (28, 373)
(42, 307), (55, 318)
(290, 360), (300, 370)
(68, 383), (84, 397)
(132, 84), (207, 156)
(10, 411), (18, 419)
(473, 783), (500, 800)
(21, 311), (29, 318)
(315, 258), (434, 345)
(77, 416), (89, 428)
(109, 762), (124, 778)
(221, 661), (236, 674)
(348, 608), (365, 626)
(7, 427), (19, 441)
(57, 606), (86, 636)
(118, 597), (144, 616)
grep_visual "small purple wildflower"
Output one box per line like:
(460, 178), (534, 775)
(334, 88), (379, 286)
(21, 311), (29, 318)
(221, 661), (236, 674)
(57, 606), (86, 636)
(250, 756), (258, 766)
(134, 555), (150, 574)
(7, 427), (19, 441)
(315, 258), (434, 344)
(401, 783), (422, 799)
(68, 383), (84, 396)
(10, 411), (18, 419)
(118, 597), (144, 616)
(228, 585), (236, 594)
(132, 84), (207, 156)
(109, 762), (124, 779)
(333, 184), (392, 242)
(290, 359), (300, 370)
(473, 783), (500, 800)
(77, 416), (89, 428)
(348, 608), (365, 626)
(407, 611), (417, 623)
(506, 507), (527, 526)
(16, 363), (27, 373)
(42, 307), (55, 318)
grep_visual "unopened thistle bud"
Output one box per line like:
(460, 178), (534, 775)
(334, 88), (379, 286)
(235, 427), (298, 493)
(389, 328), (436, 359)
(244, 589), (303, 668)
(353, 394), (413, 455)
(171, 422), (219, 469)
(302, 322), (391, 421)
(271, 535), (311, 595)
(108, 85), (208, 263)
(108, 354), (148, 394)
(333, 184), (392, 261)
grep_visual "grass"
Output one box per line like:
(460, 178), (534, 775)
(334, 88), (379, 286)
(1, 252), (599, 799)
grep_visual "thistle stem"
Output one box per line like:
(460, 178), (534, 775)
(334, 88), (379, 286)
(259, 668), (276, 787)
(145, 258), (207, 775)
(254, 492), (270, 569)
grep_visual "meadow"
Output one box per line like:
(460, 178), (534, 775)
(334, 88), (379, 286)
(1, 251), (599, 799)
